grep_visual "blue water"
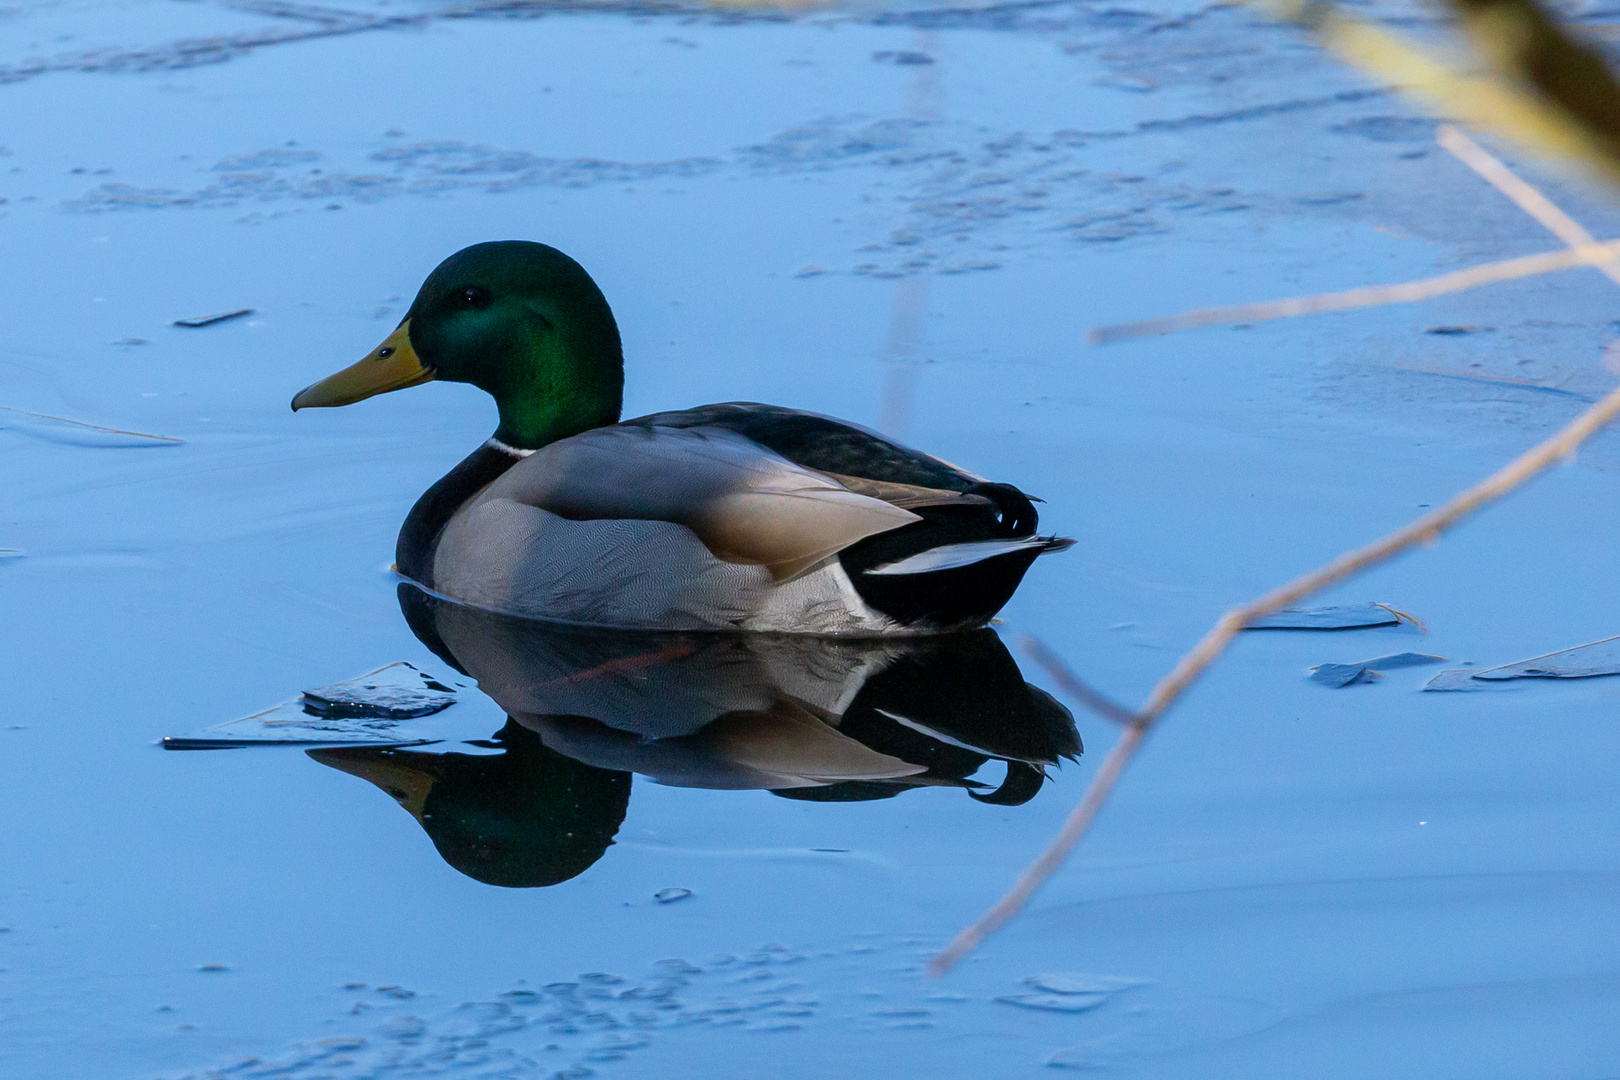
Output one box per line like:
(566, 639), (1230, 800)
(4, 1), (1620, 1076)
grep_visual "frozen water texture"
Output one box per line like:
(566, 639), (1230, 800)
(5, 0), (1620, 1078)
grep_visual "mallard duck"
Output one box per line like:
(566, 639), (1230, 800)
(293, 241), (1071, 634)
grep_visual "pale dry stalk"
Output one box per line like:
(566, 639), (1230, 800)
(931, 138), (1620, 976)
(1087, 242), (1620, 344)
(929, 376), (1620, 975)
(1438, 125), (1620, 288)
(1019, 638), (1137, 727)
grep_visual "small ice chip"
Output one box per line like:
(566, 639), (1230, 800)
(173, 308), (254, 328)
(1310, 663), (1380, 688)
(996, 992), (1109, 1013)
(1248, 603), (1407, 630)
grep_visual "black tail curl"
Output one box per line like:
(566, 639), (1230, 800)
(965, 481), (1039, 536)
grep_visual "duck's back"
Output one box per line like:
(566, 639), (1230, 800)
(401, 403), (1070, 635)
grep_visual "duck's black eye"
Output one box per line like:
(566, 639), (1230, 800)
(461, 286), (491, 307)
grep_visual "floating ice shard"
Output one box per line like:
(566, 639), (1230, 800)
(172, 308), (253, 327)
(1424, 635), (1620, 691)
(1024, 973), (1152, 995)
(1310, 652), (1446, 687)
(995, 992), (1110, 1013)
(1474, 636), (1620, 680)
(301, 663), (457, 719)
(162, 663), (460, 749)
(1247, 603), (1414, 630)
(1310, 663), (1382, 688)
(997, 972), (1150, 1012)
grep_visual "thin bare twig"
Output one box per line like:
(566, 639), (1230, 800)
(1019, 637), (1138, 727)
(1088, 241), (1620, 344)
(929, 375), (1620, 976)
(927, 0), (1620, 978)
(1438, 124), (1620, 288)
(1091, 0), (1620, 346)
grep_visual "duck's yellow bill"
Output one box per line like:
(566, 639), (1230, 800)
(291, 321), (434, 410)
(307, 748), (435, 821)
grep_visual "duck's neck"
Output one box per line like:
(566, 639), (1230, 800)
(487, 340), (624, 451)
(492, 389), (620, 451)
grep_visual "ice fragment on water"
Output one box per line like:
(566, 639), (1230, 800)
(654, 887), (693, 904)
(1003, 972), (1149, 1012)
(162, 663), (458, 748)
(1360, 652), (1446, 671)
(997, 992), (1110, 1013)
(173, 308), (254, 328)
(1310, 663), (1381, 687)
(1025, 973), (1152, 995)
(1247, 603), (1411, 630)
(1423, 668), (1483, 692)
(1475, 636), (1620, 679)
(301, 663), (457, 719)
(872, 50), (935, 65)
(1424, 634), (1620, 690)
(1310, 652), (1445, 687)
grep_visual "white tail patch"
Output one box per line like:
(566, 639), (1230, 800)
(865, 536), (1064, 576)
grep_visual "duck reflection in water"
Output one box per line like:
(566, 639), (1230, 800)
(310, 585), (1080, 888)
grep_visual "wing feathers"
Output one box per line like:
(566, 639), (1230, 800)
(481, 425), (920, 581)
(818, 472), (998, 512)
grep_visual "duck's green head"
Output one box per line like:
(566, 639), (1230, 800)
(292, 241), (624, 449)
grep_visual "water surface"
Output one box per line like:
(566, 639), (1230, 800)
(4, 1), (1620, 1076)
